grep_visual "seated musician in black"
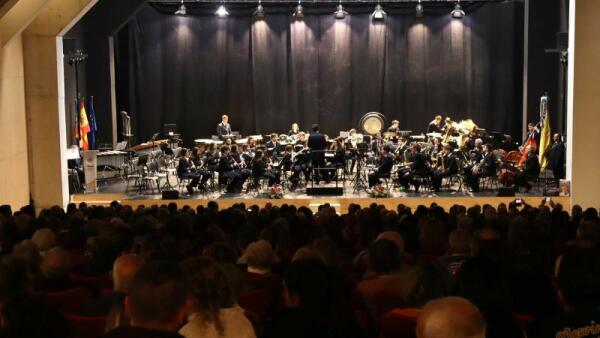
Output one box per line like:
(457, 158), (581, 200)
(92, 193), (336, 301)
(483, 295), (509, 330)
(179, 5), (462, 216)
(290, 148), (311, 188)
(368, 145), (394, 187)
(514, 147), (540, 192)
(251, 150), (280, 187)
(431, 144), (459, 192)
(371, 132), (384, 153)
(177, 148), (209, 194)
(397, 143), (430, 192)
(465, 144), (497, 192)
(218, 145), (249, 193)
(388, 120), (400, 133)
(278, 145), (294, 173)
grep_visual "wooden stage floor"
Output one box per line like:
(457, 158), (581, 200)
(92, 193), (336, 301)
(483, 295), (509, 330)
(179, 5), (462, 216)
(71, 193), (570, 213)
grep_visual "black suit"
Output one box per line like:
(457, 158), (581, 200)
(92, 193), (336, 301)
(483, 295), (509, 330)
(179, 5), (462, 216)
(252, 159), (280, 186)
(308, 132), (327, 181)
(369, 154), (393, 187)
(548, 141), (565, 183)
(397, 152), (430, 191)
(432, 153), (458, 191)
(465, 152), (497, 192)
(427, 122), (442, 134)
(515, 154), (540, 191)
(219, 155), (248, 192)
(216, 122), (232, 138)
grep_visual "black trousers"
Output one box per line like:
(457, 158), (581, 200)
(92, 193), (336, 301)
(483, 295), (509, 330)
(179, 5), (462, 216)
(432, 169), (453, 191)
(368, 171), (389, 187)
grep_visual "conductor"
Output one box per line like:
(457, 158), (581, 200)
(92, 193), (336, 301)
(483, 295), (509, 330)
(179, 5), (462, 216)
(308, 124), (327, 182)
(216, 114), (232, 139)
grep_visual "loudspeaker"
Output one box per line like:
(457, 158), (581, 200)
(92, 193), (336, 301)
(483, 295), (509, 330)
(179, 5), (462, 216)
(497, 187), (516, 197)
(162, 190), (179, 200)
(306, 187), (344, 196)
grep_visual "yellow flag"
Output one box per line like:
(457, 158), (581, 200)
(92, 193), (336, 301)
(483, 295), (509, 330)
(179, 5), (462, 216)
(539, 112), (551, 170)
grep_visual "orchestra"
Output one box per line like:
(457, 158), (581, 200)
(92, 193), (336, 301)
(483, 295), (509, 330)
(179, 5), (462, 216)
(140, 114), (564, 196)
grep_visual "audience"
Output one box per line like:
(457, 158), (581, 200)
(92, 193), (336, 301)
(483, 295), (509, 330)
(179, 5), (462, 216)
(179, 257), (255, 338)
(0, 199), (596, 338)
(103, 260), (187, 338)
(416, 296), (486, 338)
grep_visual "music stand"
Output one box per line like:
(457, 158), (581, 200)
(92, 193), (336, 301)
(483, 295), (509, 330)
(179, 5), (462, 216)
(120, 111), (133, 148)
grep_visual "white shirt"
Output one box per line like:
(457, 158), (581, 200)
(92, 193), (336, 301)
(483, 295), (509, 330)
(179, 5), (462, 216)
(179, 305), (256, 338)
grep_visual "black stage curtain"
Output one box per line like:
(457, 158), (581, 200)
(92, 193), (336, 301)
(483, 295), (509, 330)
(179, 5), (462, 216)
(116, 2), (523, 146)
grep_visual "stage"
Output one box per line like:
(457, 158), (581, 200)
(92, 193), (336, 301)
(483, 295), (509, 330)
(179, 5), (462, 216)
(71, 178), (570, 212)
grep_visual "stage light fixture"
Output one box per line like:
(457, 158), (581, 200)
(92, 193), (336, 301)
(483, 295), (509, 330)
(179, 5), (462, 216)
(451, 1), (465, 19)
(216, 3), (229, 17)
(415, 0), (424, 18)
(253, 0), (265, 19)
(372, 4), (385, 20)
(334, 1), (348, 19)
(175, 0), (186, 15)
(293, 0), (304, 19)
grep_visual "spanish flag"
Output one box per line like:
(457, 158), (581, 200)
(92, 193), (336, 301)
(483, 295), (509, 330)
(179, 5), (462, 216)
(74, 99), (91, 151)
(539, 109), (551, 170)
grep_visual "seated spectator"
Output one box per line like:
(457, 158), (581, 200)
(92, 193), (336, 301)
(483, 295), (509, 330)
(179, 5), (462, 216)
(264, 260), (358, 338)
(0, 294), (71, 338)
(103, 261), (187, 338)
(31, 228), (56, 253)
(416, 296), (486, 338)
(179, 257), (255, 338)
(80, 254), (144, 326)
(437, 229), (471, 277)
(242, 240), (282, 295)
(456, 258), (524, 338)
(37, 247), (74, 292)
(353, 230), (406, 280)
(355, 239), (418, 318)
(0, 256), (31, 301)
(203, 242), (248, 300)
(527, 248), (600, 338)
(408, 263), (452, 308)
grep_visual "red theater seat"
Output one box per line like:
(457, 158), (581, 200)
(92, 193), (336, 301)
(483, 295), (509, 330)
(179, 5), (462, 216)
(380, 308), (421, 338)
(372, 291), (408, 319)
(64, 313), (107, 338)
(70, 273), (113, 291)
(45, 287), (92, 313)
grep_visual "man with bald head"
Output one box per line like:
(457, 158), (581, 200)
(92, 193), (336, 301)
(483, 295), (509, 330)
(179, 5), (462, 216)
(417, 297), (486, 338)
(80, 254), (144, 317)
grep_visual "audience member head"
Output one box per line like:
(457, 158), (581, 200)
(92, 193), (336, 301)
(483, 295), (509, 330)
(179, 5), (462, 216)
(376, 231), (405, 256)
(283, 259), (336, 310)
(125, 261), (186, 332)
(557, 248), (600, 311)
(244, 239), (277, 271)
(369, 239), (401, 275)
(1, 294), (70, 338)
(182, 257), (234, 335)
(31, 228), (56, 252)
(0, 256), (31, 301)
(40, 247), (71, 281)
(112, 254), (145, 293)
(449, 229), (471, 255)
(576, 220), (600, 248)
(417, 297), (486, 338)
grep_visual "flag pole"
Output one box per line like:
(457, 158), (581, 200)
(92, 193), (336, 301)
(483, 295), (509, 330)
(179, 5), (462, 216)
(66, 49), (88, 148)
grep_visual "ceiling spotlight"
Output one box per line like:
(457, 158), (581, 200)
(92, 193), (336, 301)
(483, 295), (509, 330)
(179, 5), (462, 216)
(293, 0), (304, 19)
(175, 0), (186, 15)
(372, 4), (385, 20)
(216, 3), (229, 17)
(334, 2), (348, 19)
(451, 2), (465, 19)
(254, 0), (265, 19)
(415, 0), (424, 18)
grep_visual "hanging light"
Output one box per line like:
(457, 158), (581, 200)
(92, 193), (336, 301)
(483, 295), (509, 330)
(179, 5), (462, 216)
(451, 1), (465, 19)
(293, 0), (304, 19)
(216, 2), (229, 17)
(415, 0), (424, 18)
(372, 3), (385, 20)
(334, 1), (348, 19)
(253, 0), (265, 19)
(175, 0), (186, 15)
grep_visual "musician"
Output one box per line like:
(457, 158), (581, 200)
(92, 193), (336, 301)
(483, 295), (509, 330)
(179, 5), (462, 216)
(218, 145), (249, 193)
(514, 147), (540, 192)
(290, 148), (311, 188)
(252, 150), (280, 186)
(465, 144), (497, 192)
(241, 144), (255, 164)
(177, 148), (211, 194)
(397, 143), (430, 192)
(548, 133), (566, 186)
(368, 145), (394, 187)
(371, 132), (384, 153)
(427, 115), (444, 134)
(266, 133), (279, 149)
(308, 124), (327, 183)
(216, 114), (232, 139)
(296, 132), (307, 145)
(388, 120), (400, 133)
(431, 145), (459, 192)
(278, 145), (294, 172)
(288, 122), (300, 136)
(524, 122), (540, 150)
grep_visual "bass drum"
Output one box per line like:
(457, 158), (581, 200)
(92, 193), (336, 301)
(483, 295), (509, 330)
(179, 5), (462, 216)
(359, 112), (386, 135)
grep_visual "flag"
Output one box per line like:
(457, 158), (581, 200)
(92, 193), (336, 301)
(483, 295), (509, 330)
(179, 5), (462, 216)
(88, 96), (98, 150)
(77, 99), (91, 151)
(539, 108), (551, 170)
